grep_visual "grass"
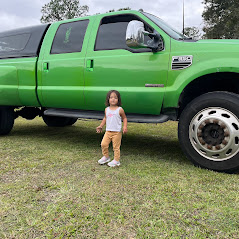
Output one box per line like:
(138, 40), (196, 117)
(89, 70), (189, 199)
(0, 117), (239, 238)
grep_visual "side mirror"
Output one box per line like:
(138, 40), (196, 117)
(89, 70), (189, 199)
(126, 20), (146, 49)
(126, 20), (164, 52)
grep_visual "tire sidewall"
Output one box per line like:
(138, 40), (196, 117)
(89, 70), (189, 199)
(42, 115), (71, 127)
(0, 107), (14, 135)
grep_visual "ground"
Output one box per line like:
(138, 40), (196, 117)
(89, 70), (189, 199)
(0, 118), (238, 238)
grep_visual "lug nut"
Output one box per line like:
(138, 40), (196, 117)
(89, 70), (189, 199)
(224, 132), (229, 137)
(213, 119), (219, 124)
(205, 120), (210, 125)
(215, 145), (221, 150)
(199, 139), (206, 145)
(220, 123), (226, 129)
(199, 124), (204, 130)
(207, 145), (212, 150)
(222, 140), (228, 145)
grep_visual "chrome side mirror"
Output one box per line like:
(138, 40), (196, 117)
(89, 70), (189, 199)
(126, 20), (147, 48)
(126, 20), (164, 52)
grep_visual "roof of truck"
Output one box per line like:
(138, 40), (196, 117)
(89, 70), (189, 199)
(53, 10), (144, 24)
(0, 10), (145, 59)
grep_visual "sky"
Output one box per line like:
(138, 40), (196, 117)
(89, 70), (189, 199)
(0, 0), (205, 33)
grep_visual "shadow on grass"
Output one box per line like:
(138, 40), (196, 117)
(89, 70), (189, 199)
(9, 121), (189, 165)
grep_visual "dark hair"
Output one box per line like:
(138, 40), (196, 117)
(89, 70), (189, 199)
(105, 90), (122, 106)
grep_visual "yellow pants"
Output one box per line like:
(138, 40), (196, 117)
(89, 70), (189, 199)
(101, 131), (122, 161)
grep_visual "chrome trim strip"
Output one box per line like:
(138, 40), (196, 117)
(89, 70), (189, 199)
(145, 84), (164, 87)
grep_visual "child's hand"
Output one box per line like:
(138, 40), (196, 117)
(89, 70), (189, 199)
(123, 127), (128, 134)
(96, 126), (103, 133)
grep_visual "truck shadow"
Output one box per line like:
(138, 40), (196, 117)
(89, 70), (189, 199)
(10, 122), (189, 165)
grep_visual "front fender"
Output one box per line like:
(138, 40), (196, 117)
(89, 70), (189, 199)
(163, 57), (239, 108)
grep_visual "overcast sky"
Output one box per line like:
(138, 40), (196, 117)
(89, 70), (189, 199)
(0, 0), (204, 32)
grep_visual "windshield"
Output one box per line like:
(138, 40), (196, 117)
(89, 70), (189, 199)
(143, 12), (190, 40)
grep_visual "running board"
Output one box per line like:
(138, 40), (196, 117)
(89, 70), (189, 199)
(44, 108), (170, 123)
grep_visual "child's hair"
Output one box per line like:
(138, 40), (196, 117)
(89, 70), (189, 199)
(105, 90), (122, 106)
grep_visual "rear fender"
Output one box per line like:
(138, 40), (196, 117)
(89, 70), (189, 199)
(0, 66), (21, 105)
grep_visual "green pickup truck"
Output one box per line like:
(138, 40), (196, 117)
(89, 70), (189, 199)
(1, 10), (239, 172)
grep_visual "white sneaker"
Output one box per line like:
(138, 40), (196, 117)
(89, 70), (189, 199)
(107, 159), (120, 167)
(98, 156), (111, 165)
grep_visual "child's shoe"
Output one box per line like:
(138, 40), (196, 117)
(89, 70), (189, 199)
(107, 159), (120, 167)
(98, 156), (111, 165)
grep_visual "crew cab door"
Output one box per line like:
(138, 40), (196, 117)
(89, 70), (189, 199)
(84, 13), (170, 115)
(37, 17), (93, 109)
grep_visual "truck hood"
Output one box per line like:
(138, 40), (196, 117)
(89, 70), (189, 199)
(188, 39), (239, 54)
(196, 39), (239, 45)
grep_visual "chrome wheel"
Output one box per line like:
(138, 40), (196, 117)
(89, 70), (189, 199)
(189, 107), (239, 161)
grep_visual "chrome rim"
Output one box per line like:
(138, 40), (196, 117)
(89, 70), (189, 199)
(189, 107), (239, 161)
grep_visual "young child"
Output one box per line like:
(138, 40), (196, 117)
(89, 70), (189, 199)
(96, 90), (127, 167)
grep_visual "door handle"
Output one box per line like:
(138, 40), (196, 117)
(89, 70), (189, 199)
(86, 59), (94, 72)
(43, 62), (49, 72)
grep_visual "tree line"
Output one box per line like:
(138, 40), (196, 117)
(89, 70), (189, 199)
(40, 0), (132, 23)
(41, 0), (239, 39)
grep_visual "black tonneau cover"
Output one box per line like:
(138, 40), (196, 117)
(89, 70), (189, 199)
(0, 24), (50, 59)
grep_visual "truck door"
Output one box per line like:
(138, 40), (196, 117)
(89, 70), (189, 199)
(84, 13), (170, 115)
(38, 17), (93, 109)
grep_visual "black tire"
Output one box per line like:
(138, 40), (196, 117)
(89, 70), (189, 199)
(0, 107), (15, 135)
(178, 92), (239, 173)
(67, 118), (77, 126)
(42, 115), (72, 127)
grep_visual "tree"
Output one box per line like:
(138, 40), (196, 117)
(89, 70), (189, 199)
(183, 27), (201, 40)
(41, 0), (89, 23)
(107, 7), (131, 13)
(202, 0), (239, 39)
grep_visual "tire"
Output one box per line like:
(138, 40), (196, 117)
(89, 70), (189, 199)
(0, 107), (15, 135)
(178, 92), (239, 173)
(42, 115), (73, 127)
(67, 118), (77, 126)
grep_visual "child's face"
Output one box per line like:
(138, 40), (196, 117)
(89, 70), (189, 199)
(109, 92), (118, 106)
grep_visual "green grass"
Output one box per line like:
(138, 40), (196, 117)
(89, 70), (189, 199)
(0, 117), (239, 238)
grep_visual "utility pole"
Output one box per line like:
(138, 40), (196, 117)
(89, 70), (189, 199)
(183, 0), (185, 37)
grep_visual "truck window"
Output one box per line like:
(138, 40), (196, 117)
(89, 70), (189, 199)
(0, 33), (30, 52)
(95, 14), (152, 53)
(0, 24), (49, 59)
(51, 20), (89, 54)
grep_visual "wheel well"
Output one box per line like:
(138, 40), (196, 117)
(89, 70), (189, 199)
(178, 72), (239, 118)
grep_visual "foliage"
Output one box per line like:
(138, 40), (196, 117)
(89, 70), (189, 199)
(108, 7), (131, 13)
(41, 0), (89, 23)
(202, 0), (239, 39)
(183, 27), (201, 39)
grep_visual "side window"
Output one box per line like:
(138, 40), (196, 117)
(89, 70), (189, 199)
(51, 20), (89, 54)
(95, 15), (152, 53)
(0, 33), (30, 52)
